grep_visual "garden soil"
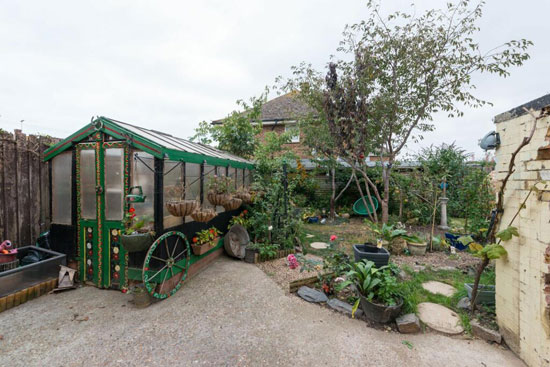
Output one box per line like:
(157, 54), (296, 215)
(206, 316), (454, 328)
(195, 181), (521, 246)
(0, 257), (524, 367)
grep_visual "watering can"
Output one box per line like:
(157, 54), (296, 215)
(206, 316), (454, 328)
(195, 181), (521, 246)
(125, 186), (146, 203)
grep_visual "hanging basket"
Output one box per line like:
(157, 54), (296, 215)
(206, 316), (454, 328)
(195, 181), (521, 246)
(223, 197), (242, 211)
(190, 208), (217, 223)
(207, 192), (231, 206)
(234, 191), (252, 204)
(165, 200), (200, 217)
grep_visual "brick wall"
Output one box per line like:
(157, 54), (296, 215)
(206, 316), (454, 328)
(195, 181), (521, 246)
(258, 124), (311, 158)
(494, 112), (550, 366)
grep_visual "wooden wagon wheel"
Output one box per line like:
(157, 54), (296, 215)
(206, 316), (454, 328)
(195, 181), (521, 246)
(142, 231), (190, 299)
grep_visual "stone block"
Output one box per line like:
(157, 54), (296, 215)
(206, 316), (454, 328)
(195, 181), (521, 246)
(327, 298), (363, 318)
(396, 313), (421, 334)
(297, 286), (328, 303)
(471, 321), (502, 344)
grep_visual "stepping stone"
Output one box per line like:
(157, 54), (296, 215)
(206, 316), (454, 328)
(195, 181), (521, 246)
(297, 286), (328, 303)
(396, 313), (421, 334)
(417, 302), (464, 335)
(327, 298), (363, 317)
(310, 242), (329, 249)
(422, 281), (457, 297)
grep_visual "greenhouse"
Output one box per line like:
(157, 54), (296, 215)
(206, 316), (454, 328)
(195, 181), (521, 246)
(44, 116), (253, 297)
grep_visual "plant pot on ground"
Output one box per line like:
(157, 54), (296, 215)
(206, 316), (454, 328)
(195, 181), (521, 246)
(191, 227), (221, 256)
(353, 243), (390, 268)
(132, 285), (152, 308)
(359, 295), (403, 323)
(464, 283), (495, 305)
(244, 244), (259, 263)
(404, 235), (427, 256)
(336, 260), (403, 323)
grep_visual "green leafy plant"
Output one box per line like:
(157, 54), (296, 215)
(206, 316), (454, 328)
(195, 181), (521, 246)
(336, 260), (402, 316)
(123, 207), (154, 235)
(192, 227), (221, 245)
(459, 226), (518, 313)
(365, 221), (407, 243)
(207, 175), (235, 195)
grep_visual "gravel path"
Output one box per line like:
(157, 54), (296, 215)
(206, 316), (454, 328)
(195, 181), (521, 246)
(0, 257), (524, 367)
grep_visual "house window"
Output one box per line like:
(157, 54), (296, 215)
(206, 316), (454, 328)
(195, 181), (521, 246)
(285, 123), (300, 143)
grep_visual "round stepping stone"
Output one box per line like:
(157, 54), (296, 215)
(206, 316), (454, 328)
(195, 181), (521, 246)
(310, 242), (329, 249)
(417, 302), (464, 335)
(422, 281), (457, 297)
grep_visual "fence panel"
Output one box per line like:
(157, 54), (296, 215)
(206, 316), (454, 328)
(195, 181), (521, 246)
(0, 129), (59, 247)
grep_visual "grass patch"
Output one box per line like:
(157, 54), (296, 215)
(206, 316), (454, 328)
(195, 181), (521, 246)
(397, 266), (495, 332)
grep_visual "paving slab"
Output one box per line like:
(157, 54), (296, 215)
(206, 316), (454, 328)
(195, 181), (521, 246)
(0, 257), (523, 367)
(310, 241), (329, 249)
(422, 281), (457, 297)
(418, 302), (464, 335)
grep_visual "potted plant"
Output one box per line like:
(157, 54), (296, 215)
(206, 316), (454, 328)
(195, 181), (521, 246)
(120, 208), (155, 252)
(207, 175), (234, 207)
(353, 223), (403, 266)
(190, 208), (217, 223)
(191, 227), (221, 255)
(165, 184), (200, 217)
(244, 242), (259, 263)
(131, 284), (151, 308)
(337, 260), (403, 323)
(234, 187), (253, 204)
(222, 197), (243, 211)
(403, 234), (428, 256)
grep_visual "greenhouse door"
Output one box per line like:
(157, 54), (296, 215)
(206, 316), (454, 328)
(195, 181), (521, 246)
(77, 140), (129, 289)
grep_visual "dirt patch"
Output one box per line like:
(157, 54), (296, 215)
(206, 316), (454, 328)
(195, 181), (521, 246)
(256, 254), (322, 291)
(392, 251), (479, 270)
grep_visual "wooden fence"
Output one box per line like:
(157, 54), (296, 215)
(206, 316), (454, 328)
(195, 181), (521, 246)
(0, 129), (59, 247)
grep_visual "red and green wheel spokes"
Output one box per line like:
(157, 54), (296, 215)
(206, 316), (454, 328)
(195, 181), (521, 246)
(142, 231), (190, 299)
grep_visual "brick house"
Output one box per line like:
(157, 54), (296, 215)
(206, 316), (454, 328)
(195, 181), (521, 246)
(491, 94), (550, 366)
(214, 92), (314, 159)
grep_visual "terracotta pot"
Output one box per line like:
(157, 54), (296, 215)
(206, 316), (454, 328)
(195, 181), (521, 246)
(166, 200), (199, 217)
(190, 209), (217, 223)
(207, 192), (231, 206)
(191, 238), (219, 255)
(407, 241), (427, 256)
(222, 197), (242, 211)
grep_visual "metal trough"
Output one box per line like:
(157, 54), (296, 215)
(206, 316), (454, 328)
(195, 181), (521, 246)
(0, 246), (66, 298)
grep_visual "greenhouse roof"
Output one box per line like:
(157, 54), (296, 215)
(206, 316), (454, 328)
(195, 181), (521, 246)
(44, 116), (254, 169)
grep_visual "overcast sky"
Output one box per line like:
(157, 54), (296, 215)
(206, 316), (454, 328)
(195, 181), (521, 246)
(1, 0), (548, 159)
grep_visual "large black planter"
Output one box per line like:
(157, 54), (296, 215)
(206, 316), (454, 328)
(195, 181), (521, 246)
(353, 243), (390, 267)
(360, 295), (403, 323)
(121, 233), (154, 253)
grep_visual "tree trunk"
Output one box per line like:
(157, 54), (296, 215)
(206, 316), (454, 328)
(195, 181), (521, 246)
(381, 160), (393, 224)
(329, 167), (336, 220)
(470, 256), (490, 314)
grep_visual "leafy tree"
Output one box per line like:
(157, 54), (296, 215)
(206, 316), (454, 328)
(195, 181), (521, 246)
(190, 93), (266, 158)
(284, 0), (531, 222)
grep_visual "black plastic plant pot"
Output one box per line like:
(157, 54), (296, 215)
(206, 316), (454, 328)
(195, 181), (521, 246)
(121, 233), (154, 253)
(244, 247), (258, 264)
(353, 243), (390, 268)
(360, 295), (403, 323)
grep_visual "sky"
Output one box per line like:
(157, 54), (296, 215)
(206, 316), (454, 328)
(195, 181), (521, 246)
(1, 0), (548, 159)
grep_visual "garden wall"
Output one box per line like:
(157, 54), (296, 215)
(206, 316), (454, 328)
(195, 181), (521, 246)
(0, 129), (58, 247)
(493, 96), (550, 366)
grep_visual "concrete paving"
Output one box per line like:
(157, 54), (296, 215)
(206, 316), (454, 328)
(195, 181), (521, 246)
(0, 257), (525, 366)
